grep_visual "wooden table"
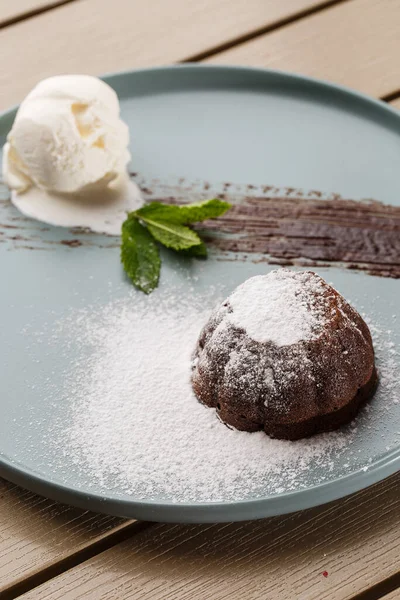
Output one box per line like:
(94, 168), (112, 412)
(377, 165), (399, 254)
(1, 1), (399, 598)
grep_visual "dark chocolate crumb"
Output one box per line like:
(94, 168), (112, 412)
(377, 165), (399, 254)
(140, 187), (152, 195)
(61, 239), (83, 248)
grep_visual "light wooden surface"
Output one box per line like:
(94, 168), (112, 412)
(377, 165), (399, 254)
(18, 474), (400, 600)
(0, 0), (71, 26)
(0, 479), (132, 596)
(0, 0), (332, 110)
(0, 0), (399, 598)
(206, 0), (400, 98)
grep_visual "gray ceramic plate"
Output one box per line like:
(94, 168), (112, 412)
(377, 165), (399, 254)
(0, 66), (399, 522)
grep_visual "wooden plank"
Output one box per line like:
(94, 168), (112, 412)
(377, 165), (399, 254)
(0, 478), (132, 595)
(19, 473), (400, 600)
(206, 0), (400, 99)
(0, 0), (342, 110)
(0, 0), (75, 27)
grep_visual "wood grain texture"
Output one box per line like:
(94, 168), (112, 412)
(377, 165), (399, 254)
(19, 473), (400, 600)
(0, 0), (75, 26)
(0, 478), (130, 595)
(206, 0), (400, 99)
(0, 0), (342, 110)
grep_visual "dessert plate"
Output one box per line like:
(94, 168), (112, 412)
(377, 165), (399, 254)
(0, 65), (399, 522)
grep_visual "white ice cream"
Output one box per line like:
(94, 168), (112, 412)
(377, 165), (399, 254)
(3, 74), (131, 193)
(2, 75), (142, 234)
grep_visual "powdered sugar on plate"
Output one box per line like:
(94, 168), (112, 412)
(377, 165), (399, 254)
(41, 278), (399, 504)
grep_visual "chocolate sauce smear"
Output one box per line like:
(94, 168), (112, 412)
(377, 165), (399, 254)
(1, 173), (399, 279)
(156, 194), (400, 279)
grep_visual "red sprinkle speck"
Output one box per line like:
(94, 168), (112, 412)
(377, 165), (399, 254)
(322, 571), (329, 578)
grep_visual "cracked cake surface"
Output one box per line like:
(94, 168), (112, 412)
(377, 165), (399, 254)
(191, 270), (377, 440)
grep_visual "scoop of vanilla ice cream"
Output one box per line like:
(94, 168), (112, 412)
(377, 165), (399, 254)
(2, 75), (131, 194)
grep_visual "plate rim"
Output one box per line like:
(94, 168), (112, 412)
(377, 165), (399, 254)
(0, 445), (399, 522)
(0, 63), (399, 522)
(3, 63), (400, 120)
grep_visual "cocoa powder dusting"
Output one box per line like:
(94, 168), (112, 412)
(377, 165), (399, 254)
(156, 194), (400, 279)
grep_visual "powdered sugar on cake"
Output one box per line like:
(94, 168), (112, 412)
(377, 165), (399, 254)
(227, 270), (329, 346)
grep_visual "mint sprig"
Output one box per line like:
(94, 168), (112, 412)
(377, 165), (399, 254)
(145, 221), (202, 250)
(134, 198), (230, 224)
(121, 217), (161, 294)
(121, 198), (231, 293)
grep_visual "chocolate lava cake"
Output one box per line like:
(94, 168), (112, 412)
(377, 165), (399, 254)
(191, 270), (377, 440)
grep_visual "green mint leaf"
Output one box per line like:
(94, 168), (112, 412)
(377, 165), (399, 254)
(180, 241), (208, 258)
(146, 220), (202, 250)
(121, 216), (160, 294)
(134, 202), (183, 223)
(178, 198), (231, 223)
(133, 198), (231, 225)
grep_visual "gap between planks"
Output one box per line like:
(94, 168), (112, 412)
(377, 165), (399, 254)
(389, 92), (400, 109)
(181, 0), (352, 63)
(379, 589), (400, 600)
(205, 0), (400, 100)
(0, 0), (78, 30)
(351, 572), (400, 600)
(0, 520), (154, 600)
